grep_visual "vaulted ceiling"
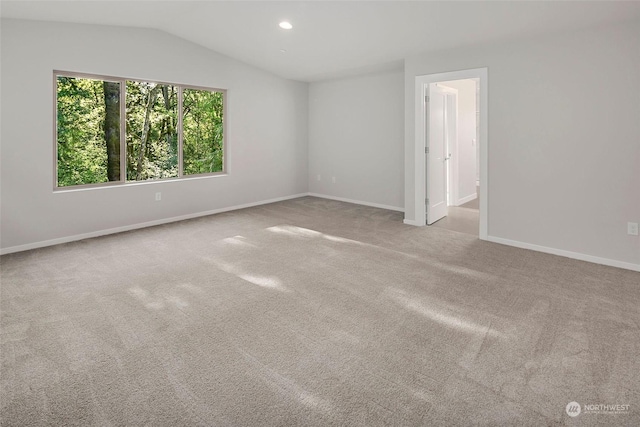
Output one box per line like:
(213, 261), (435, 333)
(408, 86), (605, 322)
(2, 1), (639, 82)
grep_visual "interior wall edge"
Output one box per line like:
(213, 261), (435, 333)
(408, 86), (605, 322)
(0, 193), (308, 255)
(307, 193), (404, 212)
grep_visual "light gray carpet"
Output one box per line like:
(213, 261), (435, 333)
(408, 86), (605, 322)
(1, 196), (639, 426)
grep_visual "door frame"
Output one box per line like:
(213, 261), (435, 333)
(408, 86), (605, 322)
(411, 68), (488, 240)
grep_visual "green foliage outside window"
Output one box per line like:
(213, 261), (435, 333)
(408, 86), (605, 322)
(57, 76), (114, 187)
(183, 89), (224, 175)
(125, 81), (178, 181)
(56, 73), (225, 188)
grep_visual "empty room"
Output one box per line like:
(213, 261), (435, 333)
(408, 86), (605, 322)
(1, 1), (639, 425)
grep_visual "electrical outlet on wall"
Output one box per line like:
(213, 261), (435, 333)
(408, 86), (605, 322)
(317, 174), (321, 181)
(628, 222), (639, 236)
(332, 176), (336, 184)
(155, 192), (162, 202)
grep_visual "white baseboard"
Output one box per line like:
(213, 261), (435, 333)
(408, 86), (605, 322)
(487, 235), (640, 272)
(403, 219), (423, 226)
(307, 193), (404, 212)
(456, 193), (477, 206)
(0, 193), (308, 255)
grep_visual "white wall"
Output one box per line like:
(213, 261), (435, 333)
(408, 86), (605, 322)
(438, 79), (477, 205)
(308, 71), (404, 210)
(0, 19), (308, 251)
(405, 21), (640, 268)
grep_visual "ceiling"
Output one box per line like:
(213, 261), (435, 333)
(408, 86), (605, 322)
(2, 1), (639, 82)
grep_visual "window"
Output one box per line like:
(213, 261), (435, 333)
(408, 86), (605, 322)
(182, 88), (225, 175)
(55, 71), (225, 188)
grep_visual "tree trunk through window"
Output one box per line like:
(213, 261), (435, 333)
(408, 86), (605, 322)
(136, 85), (161, 180)
(103, 81), (120, 181)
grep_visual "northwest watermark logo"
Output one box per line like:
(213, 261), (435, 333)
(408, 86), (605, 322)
(566, 402), (581, 417)
(566, 401), (630, 417)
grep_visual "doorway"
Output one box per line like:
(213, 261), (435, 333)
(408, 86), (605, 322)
(411, 68), (488, 239)
(429, 79), (479, 235)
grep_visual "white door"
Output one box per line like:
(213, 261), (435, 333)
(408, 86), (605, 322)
(443, 89), (458, 206)
(426, 84), (449, 224)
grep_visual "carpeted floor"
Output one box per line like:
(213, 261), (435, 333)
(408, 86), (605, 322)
(1, 196), (639, 426)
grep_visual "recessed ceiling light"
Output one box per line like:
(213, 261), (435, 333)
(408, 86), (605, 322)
(279, 21), (293, 30)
